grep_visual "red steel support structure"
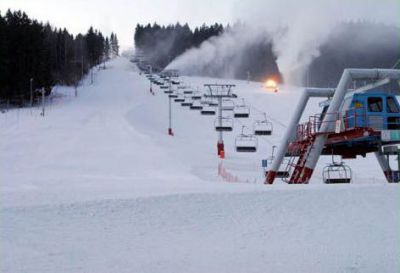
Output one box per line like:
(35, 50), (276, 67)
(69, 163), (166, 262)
(266, 69), (400, 184)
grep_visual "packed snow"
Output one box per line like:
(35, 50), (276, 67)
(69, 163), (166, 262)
(1, 57), (399, 273)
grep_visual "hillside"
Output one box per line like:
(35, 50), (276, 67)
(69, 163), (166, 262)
(1, 57), (399, 273)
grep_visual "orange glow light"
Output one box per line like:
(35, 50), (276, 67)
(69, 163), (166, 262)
(264, 79), (278, 92)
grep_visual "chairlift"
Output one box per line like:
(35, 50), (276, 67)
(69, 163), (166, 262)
(214, 117), (234, 131)
(191, 92), (202, 100)
(253, 113), (273, 135)
(164, 88), (174, 94)
(208, 100), (219, 107)
(171, 79), (180, 85)
(323, 157), (352, 184)
(181, 97), (193, 107)
(264, 146), (290, 178)
(190, 100), (203, 110)
(235, 126), (258, 152)
(222, 99), (235, 111)
(169, 92), (178, 99)
(174, 95), (185, 102)
(234, 99), (250, 118)
(183, 88), (194, 94)
(201, 105), (216, 115)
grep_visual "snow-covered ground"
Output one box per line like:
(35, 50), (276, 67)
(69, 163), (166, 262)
(1, 57), (399, 273)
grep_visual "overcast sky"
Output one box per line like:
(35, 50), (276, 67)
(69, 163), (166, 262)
(1, 0), (399, 49)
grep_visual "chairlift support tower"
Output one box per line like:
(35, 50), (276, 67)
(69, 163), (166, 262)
(204, 84), (236, 158)
(168, 78), (174, 136)
(265, 68), (400, 185)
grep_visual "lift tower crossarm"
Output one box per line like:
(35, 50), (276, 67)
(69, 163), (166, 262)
(204, 84), (236, 98)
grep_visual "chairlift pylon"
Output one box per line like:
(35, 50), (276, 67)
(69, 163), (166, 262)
(235, 126), (258, 152)
(323, 156), (352, 184)
(253, 113), (273, 135)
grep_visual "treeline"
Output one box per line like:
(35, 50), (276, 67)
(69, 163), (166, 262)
(0, 10), (120, 104)
(134, 23), (224, 70)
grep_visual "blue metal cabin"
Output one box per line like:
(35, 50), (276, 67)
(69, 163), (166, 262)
(340, 91), (400, 130)
(308, 79), (400, 158)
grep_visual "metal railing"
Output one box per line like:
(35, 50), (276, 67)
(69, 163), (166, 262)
(295, 107), (400, 141)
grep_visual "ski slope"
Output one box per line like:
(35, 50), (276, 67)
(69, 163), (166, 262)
(1, 57), (399, 273)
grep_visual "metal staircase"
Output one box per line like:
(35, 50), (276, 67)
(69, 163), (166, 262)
(283, 136), (316, 184)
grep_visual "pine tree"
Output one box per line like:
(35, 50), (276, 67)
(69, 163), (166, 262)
(104, 37), (110, 61)
(0, 10), (117, 102)
(110, 32), (119, 57)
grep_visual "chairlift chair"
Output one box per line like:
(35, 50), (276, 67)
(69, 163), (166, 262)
(208, 100), (219, 107)
(234, 99), (250, 118)
(214, 117), (234, 131)
(235, 126), (258, 152)
(323, 160), (352, 184)
(276, 158), (291, 178)
(191, 92), (202, 100)
(174, 94), (185, 102)
(183, 89), (194, 95)
(222, 99), (235, 111)
(181, 97), (193, 107)
(171, 79), (180, 85)
(253, 113), (273, 135)
(169, 92), (178, 99)
(164, 88), (174, 94)
(264, 146), (290, 178)
(201, 105), (216, 115)
(190, 100), (203, 110)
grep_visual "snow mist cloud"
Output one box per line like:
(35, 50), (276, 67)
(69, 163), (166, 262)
(167, 0), (400, 84)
